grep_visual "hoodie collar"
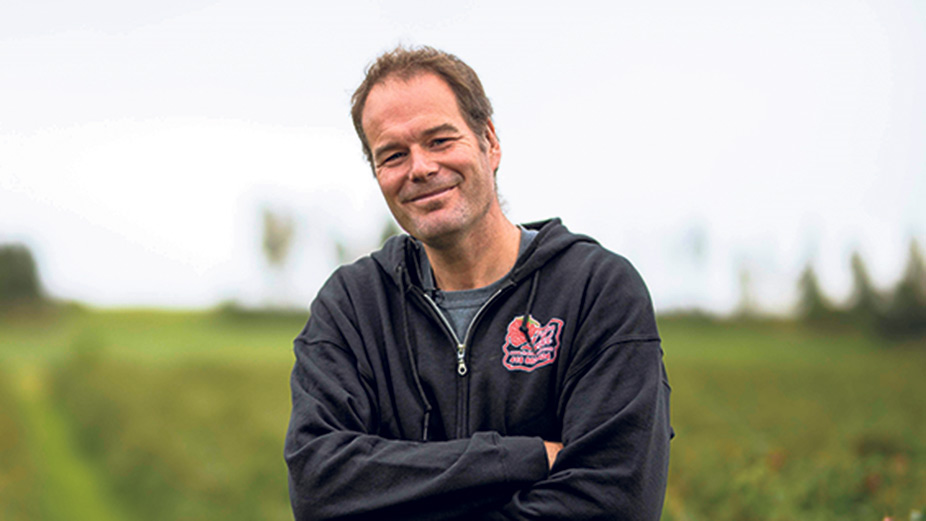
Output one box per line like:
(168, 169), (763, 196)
(372, 218), (596, 290)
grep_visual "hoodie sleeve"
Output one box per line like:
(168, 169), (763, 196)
(284, 281), (550, 521)
(483, 251), (673, 521)
(482, 340), (672, 521)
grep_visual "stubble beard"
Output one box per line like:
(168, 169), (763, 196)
(402, 188), (495, 250)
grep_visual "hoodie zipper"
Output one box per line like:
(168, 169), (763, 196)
(419, 283), (514, 439)
(420, 282), (513, 377)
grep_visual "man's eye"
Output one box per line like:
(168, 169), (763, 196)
(431, 137), (452, 147)
(381, 152), (405, 165)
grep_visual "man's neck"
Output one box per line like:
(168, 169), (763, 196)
(422, 212), (520, 291)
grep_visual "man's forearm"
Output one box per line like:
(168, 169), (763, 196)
(287, 428), (551, 520)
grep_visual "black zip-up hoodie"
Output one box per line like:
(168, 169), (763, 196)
(285, 219), (672, 520)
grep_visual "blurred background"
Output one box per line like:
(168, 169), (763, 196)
(1, 1), (924, 520)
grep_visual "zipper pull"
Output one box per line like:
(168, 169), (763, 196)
(456, 344), (468, 376)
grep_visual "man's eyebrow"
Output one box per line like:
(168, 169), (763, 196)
(422, 123), (461, 138)
(373, 123), (462, 160)
(373, 141), (402, 161)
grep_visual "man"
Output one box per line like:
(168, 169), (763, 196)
(285, 46), (672, 520)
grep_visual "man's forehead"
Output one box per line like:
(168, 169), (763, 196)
(364, 73), (457, 118)
(362, 73), (464, 139)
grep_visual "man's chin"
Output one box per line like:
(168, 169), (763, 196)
(406, 217), (465, 246)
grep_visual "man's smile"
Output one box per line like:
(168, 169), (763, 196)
(404, 184), (456, 204)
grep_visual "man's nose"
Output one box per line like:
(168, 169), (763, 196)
(408, 147), (438, 180)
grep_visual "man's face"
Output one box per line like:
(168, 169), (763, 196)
(361, 72), (501, 246)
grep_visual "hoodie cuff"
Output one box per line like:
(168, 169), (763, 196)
(498, 435), (550, 484)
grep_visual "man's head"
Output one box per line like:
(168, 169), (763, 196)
(354, 46), (504, 246)
(351, 46), (495, 167)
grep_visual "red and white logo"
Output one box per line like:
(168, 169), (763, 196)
(501, 315), (564, 372)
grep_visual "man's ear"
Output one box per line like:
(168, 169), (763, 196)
(484, 118), (500, 150)
(484, 118), (502, 173)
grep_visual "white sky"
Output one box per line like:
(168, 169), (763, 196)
(1, 0), (924, 314)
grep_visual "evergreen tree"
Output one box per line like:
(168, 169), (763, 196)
(796, 262), (837, 322)
(847, 251), (883, 327)
(881, 239), (926, 338)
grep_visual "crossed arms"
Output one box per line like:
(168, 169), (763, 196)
(285, 334), (671, 520)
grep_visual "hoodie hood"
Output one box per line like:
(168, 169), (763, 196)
(371, 218), (597, 290)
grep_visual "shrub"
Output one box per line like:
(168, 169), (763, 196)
(0, 243), (43, 304)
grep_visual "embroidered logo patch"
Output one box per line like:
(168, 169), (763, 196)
(502, 315), (564, 372)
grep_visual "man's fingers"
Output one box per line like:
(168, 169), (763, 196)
(543, 441), (564, 470)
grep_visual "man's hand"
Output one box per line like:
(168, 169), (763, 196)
(543, 441), (563, 470)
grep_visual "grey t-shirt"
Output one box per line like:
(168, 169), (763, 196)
(419, 227), (538, 342)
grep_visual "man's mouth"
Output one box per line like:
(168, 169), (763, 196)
(406, 185), (455, 204)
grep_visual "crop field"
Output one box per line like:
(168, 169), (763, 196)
(1, 307), (924, 521)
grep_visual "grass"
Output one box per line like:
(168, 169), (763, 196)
(0, 304), (302, 365)
(659, 316), (926, 521)
(13, 364), (127, 521)
(1, 306), (303, 520)
(51, 354), (293, 521)
(0, 368), (40, 521)
(1, 307), (924, 520)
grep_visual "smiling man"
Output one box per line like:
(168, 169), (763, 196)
(363, 71), (515, 289)
(285, 46), (672, 521)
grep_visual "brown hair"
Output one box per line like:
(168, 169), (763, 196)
(351, 45), (494, 165)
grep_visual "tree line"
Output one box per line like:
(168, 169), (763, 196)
(3, 233), (925, 342)
(797, 239), (926, 340)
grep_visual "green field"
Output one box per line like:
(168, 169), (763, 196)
(1, 307), (924, 520)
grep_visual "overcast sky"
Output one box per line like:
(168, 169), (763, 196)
(2, 0), (924, 314)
